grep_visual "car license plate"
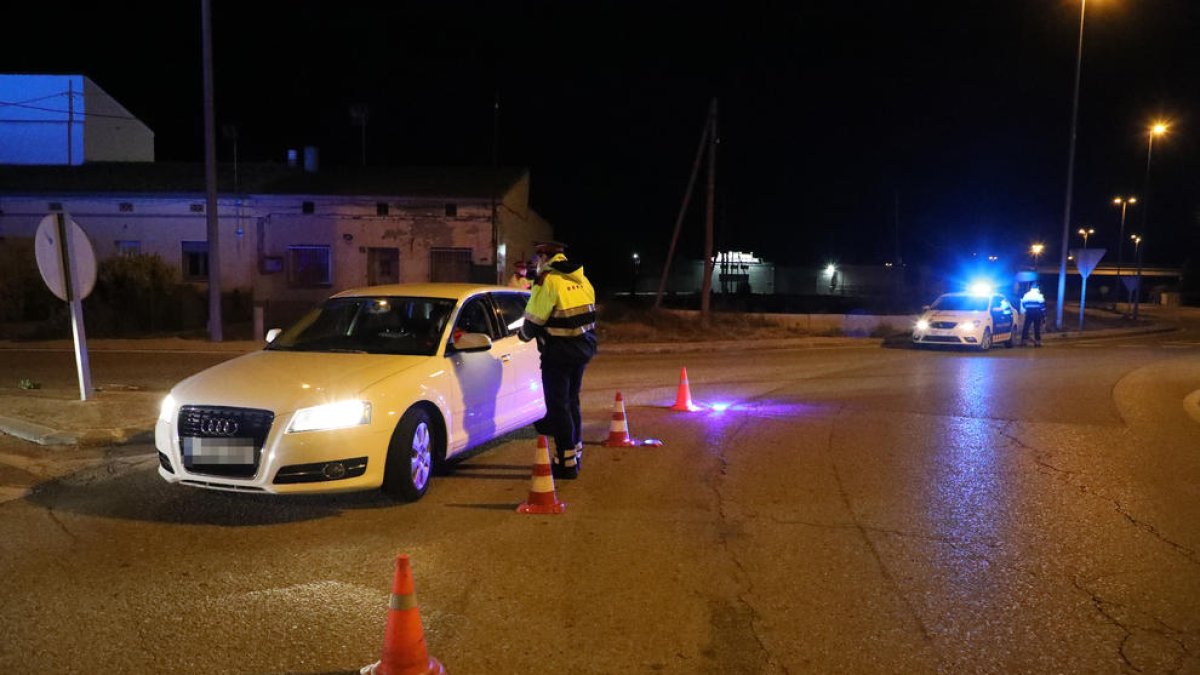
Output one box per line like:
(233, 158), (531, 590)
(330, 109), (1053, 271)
(182, 437), (256, 464)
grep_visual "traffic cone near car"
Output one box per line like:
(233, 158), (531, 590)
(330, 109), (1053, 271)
(670, 367), (700, 412)
(602, 392), (638, 447)
(361, 554), (446, 675)
(517, 435), (566, 515)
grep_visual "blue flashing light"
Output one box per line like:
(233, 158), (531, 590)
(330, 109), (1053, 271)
(967, 281), (994, 297)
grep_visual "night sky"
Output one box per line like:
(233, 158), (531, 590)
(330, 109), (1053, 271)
(4, 1), (1199, 283)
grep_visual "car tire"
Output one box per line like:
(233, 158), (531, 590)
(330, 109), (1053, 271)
(383, 406), (440, 502)
(978, 328), (992, 352)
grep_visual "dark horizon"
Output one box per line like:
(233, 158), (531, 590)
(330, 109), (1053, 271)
(3, 1), (1199, 283)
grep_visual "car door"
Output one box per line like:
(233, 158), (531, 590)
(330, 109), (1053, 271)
(444, 295), (507, 450)
(991, 295), (1014, 336)
(490, 291), (544, 427)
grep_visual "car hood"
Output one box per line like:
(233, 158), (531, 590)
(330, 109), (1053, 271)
(923, 310), (984, 321)
(170, 350), (429, 411)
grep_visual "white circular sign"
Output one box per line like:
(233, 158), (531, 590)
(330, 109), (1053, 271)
(35, 212), (97, 301)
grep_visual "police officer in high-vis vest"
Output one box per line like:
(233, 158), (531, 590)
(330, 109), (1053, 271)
(518, 241), (597, 479)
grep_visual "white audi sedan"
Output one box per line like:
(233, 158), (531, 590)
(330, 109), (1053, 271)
(155, 284), (545, 501)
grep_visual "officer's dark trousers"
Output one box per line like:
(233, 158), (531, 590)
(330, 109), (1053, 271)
(535, 361), (588, 458)
(1022, 309), (1044, 343)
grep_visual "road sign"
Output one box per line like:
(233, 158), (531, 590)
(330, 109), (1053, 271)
(33, 212), (94, 400)
(1070, 248), (1106, 332)
(35, 213), (96, 301)
(1071, 248), (1105, 279)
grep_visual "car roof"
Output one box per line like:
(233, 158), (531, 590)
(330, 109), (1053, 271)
(332, 283), (522, 300)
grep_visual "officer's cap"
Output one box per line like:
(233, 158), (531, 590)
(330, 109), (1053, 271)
(533, 240), (567, 254)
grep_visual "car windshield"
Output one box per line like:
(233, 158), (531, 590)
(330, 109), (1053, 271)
(266, 296), (456, 356)
(931, 295), (989, 312)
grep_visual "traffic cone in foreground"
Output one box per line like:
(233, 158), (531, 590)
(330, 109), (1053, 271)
(361, 554), (446, 675)
(517, 435), (566, 515)
(670, 366), (700, 412)
(602, 392), (638, 447)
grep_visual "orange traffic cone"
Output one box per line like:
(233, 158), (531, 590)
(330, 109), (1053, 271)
(517, 435), (566, 515)
(361, 555), (446, 675)
(670, 366), (700, 412)
(602, 392), (638, 447)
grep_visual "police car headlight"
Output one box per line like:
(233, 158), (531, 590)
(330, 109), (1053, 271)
(287, 401), (372, 433)
(915, 319), (930, 331)
(958, 320), (982, 330)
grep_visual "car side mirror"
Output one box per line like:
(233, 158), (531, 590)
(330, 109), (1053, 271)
(453, 332), (493, 352)
(265, 328), (282, 343)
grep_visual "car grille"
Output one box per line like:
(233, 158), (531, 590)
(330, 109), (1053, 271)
(921, 335), (962, 343)
(931, 321), (958, 329)
(177, 405), (274, 478)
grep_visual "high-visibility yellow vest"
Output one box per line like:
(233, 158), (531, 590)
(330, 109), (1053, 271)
(523, 254), (596, 338)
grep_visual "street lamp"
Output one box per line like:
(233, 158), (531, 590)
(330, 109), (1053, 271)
(1134, 122), (1169, 320)
(1112, 196), (1136, 308)
(630, 252), (641, 299)
(1076, 227), (1095, 248)
(1056, 0), (1089, 330)
(1030, 243), (1045, 272)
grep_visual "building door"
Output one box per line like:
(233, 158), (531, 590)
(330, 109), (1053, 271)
(430, 248), (473, 282)
(368, 247), (400, 285)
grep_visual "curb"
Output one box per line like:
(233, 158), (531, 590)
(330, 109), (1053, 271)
(0, 414), (147, 447)
(601, 336), (881, 355)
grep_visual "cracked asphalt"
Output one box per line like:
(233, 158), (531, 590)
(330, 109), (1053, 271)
(1, 319), (1199, 673)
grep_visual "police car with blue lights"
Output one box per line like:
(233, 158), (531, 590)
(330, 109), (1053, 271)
(911, 283), (1021, 351)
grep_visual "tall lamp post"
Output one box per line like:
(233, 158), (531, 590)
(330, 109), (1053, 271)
(1030, 243), (1045, 268)
(1055, 0), (1089, 330)
(1134, 122), (1168, 320)
(1112, 196), (1136, 310)
(1076, 227), (1095, 249)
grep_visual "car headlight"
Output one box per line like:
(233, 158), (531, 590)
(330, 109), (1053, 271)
(287, 401), (372, 433)
(958, 320), (982, 330)
(915, 319), (930, 330)
(159, 394), (177, 423)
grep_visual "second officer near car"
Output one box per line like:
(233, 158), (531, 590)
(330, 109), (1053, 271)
(518, 241), (597, 479)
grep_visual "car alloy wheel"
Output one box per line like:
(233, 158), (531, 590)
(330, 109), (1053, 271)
(979, 328), (992, 352)
(383, 406), (438, 501)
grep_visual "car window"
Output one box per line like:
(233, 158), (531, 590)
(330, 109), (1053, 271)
(491, 292), (529, 336)
(453, 296), (498, 339)
(931, 295), (989, 312)
(267, 297), (455, 356)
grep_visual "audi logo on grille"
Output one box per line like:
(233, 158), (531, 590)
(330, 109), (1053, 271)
(199, 417), (240, 436)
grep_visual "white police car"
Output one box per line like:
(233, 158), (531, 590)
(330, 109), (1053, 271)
(912, 291), (1020, 351)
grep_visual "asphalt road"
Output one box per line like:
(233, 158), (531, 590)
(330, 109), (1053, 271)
(1, 325), (1199, 674)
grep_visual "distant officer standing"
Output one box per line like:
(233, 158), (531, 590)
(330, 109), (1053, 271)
(508, 260), (532, 290)
(1021, 282), (1046, 347)
(518, 241), (597, 479)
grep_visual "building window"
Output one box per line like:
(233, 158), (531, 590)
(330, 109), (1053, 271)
(182, 241), (209, 281)
(288, 245), (332, 287)
(190, 203), (205, 213)
(115, 240), (141, 256)
(444, 203), (457, 217)
(376, 202), (389, 216)
(119, 202), (134, 212)
(48, 202), (62, 211)
(302, 201), (315, 214)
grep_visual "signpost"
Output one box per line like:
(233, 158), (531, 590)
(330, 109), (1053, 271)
(34, 212), (96, 401)
(1072, 248), (1106, 332)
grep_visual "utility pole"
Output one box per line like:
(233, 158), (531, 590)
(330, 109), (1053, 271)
(201, 0), (223, 341)
(699, 98), (718, 320)
(491, 91), (501, 283)
(655, 104), (712, 309)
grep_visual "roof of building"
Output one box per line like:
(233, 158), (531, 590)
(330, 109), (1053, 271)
(0, 162), (528, 199)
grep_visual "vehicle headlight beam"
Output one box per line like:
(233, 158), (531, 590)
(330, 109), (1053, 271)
(287, 401), (373, 433)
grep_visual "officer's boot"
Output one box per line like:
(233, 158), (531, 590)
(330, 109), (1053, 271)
(552, 446), (579, 480)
